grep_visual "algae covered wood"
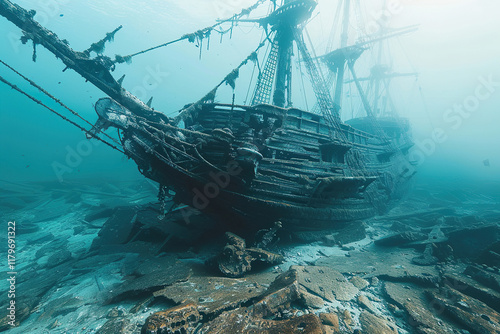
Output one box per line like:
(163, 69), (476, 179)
(0, 0), (165, 121)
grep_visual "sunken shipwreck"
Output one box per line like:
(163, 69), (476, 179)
(1, 0), (499, 333)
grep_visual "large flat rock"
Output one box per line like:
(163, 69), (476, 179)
(384, 282), (456, 334)
(291, 265), (359, 302)
(154, 272), (276, 317)
(316, 247), (440, 286)
(198, 308), (324, 334)
(359, 310), (398, 334)
(428, 286), (500, 334)
(108, 256), (192, 303)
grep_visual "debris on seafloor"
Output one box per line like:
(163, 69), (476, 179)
(133, 199), (500, 334)
(141, 266), (356, 334)
(210, 232), (284, 278)
(2, 180), (500, 334)
(141, 303), (201, 334)
(107, 256), (193, 303)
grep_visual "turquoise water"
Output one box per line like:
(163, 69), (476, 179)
(1, 0), (499, 184)
(0, 1), (500, 333)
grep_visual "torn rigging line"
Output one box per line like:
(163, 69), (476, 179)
(0, 74), (125, 155)
(113, 0), (267, 64)
(0, 59), (121, 147)
(171, 39), (267, 122)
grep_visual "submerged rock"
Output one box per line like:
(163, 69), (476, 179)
(97, 318), (133, 334)
(412, 244), (439, 266)
(358, 295), (377, 314)
(90, 207), (138, 251)
(253, 265), (358, 318)
(154, 274), (271, 317)
(317, 248), (440, 286)
(301, 290), (326, 309)
(445, 224), (500, 260)
(443, 272), (500, 312)
(375, 231), (428, 247)
(142, 303), (200, 334)
(464, 265), (500, 293)
(46, 249), (73, 268)
(108, 256), (192, 303)
(427, 286), (500, 334)
(477, 241), (500, 267)
(253, 269), (301, 317)
(384, 281), (456, 334)
(349, 276), (370, 290)
(198, 308), (324, 334)
(291, 265), (358, 302)
(359, 310), (399, 334)
(319, 312), (340, 331)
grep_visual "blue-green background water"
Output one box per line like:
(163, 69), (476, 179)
(1, 0), (499, 185)
(1, 2), (500, 333)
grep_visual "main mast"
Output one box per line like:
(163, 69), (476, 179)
(252, 0), (316, 108)
(273, 15), (294, 108)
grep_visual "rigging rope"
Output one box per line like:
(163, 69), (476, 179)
(113, 0), (267, 64)
(0, 74), (125, 154)
(0, 59), (121, 147)
(172, 39), (267, 123)
(297, 48), (309, 111)
(244, 26), (267, 105)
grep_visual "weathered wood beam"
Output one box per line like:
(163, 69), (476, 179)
(0, 0), (168, 122)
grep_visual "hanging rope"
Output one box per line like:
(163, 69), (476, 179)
(297, 47), (309, 111)
(0, 59), (122, 147)
(113, 0), (267, 64)
(84, 25), (123, 56)
(172, 40), (266, 124)
(0, 74), (125, 154)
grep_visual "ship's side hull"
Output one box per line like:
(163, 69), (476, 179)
(118, 102), (414, 230)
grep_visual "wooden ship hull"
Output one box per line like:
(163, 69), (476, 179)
(0, 0), (416, 231)
(103, 98), (414, 230)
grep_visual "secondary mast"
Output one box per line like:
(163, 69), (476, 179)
(333, 0), (351, 107)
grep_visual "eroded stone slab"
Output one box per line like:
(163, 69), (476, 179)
(428, 286), (500, 334)
(375, 232), (428, 247)
(108, 256), (192, 303)
(142, 303), (200, 334)
(154, 274), (272, 317)
(317, 248), (440, 286)
(383, 282), (456, 334)
(291, 265), (359, 302)
(199, 308), (324, 334)
(359, 310), (399, 334)
(97, 317), (133, 334)
(350, 276), (369, 290)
